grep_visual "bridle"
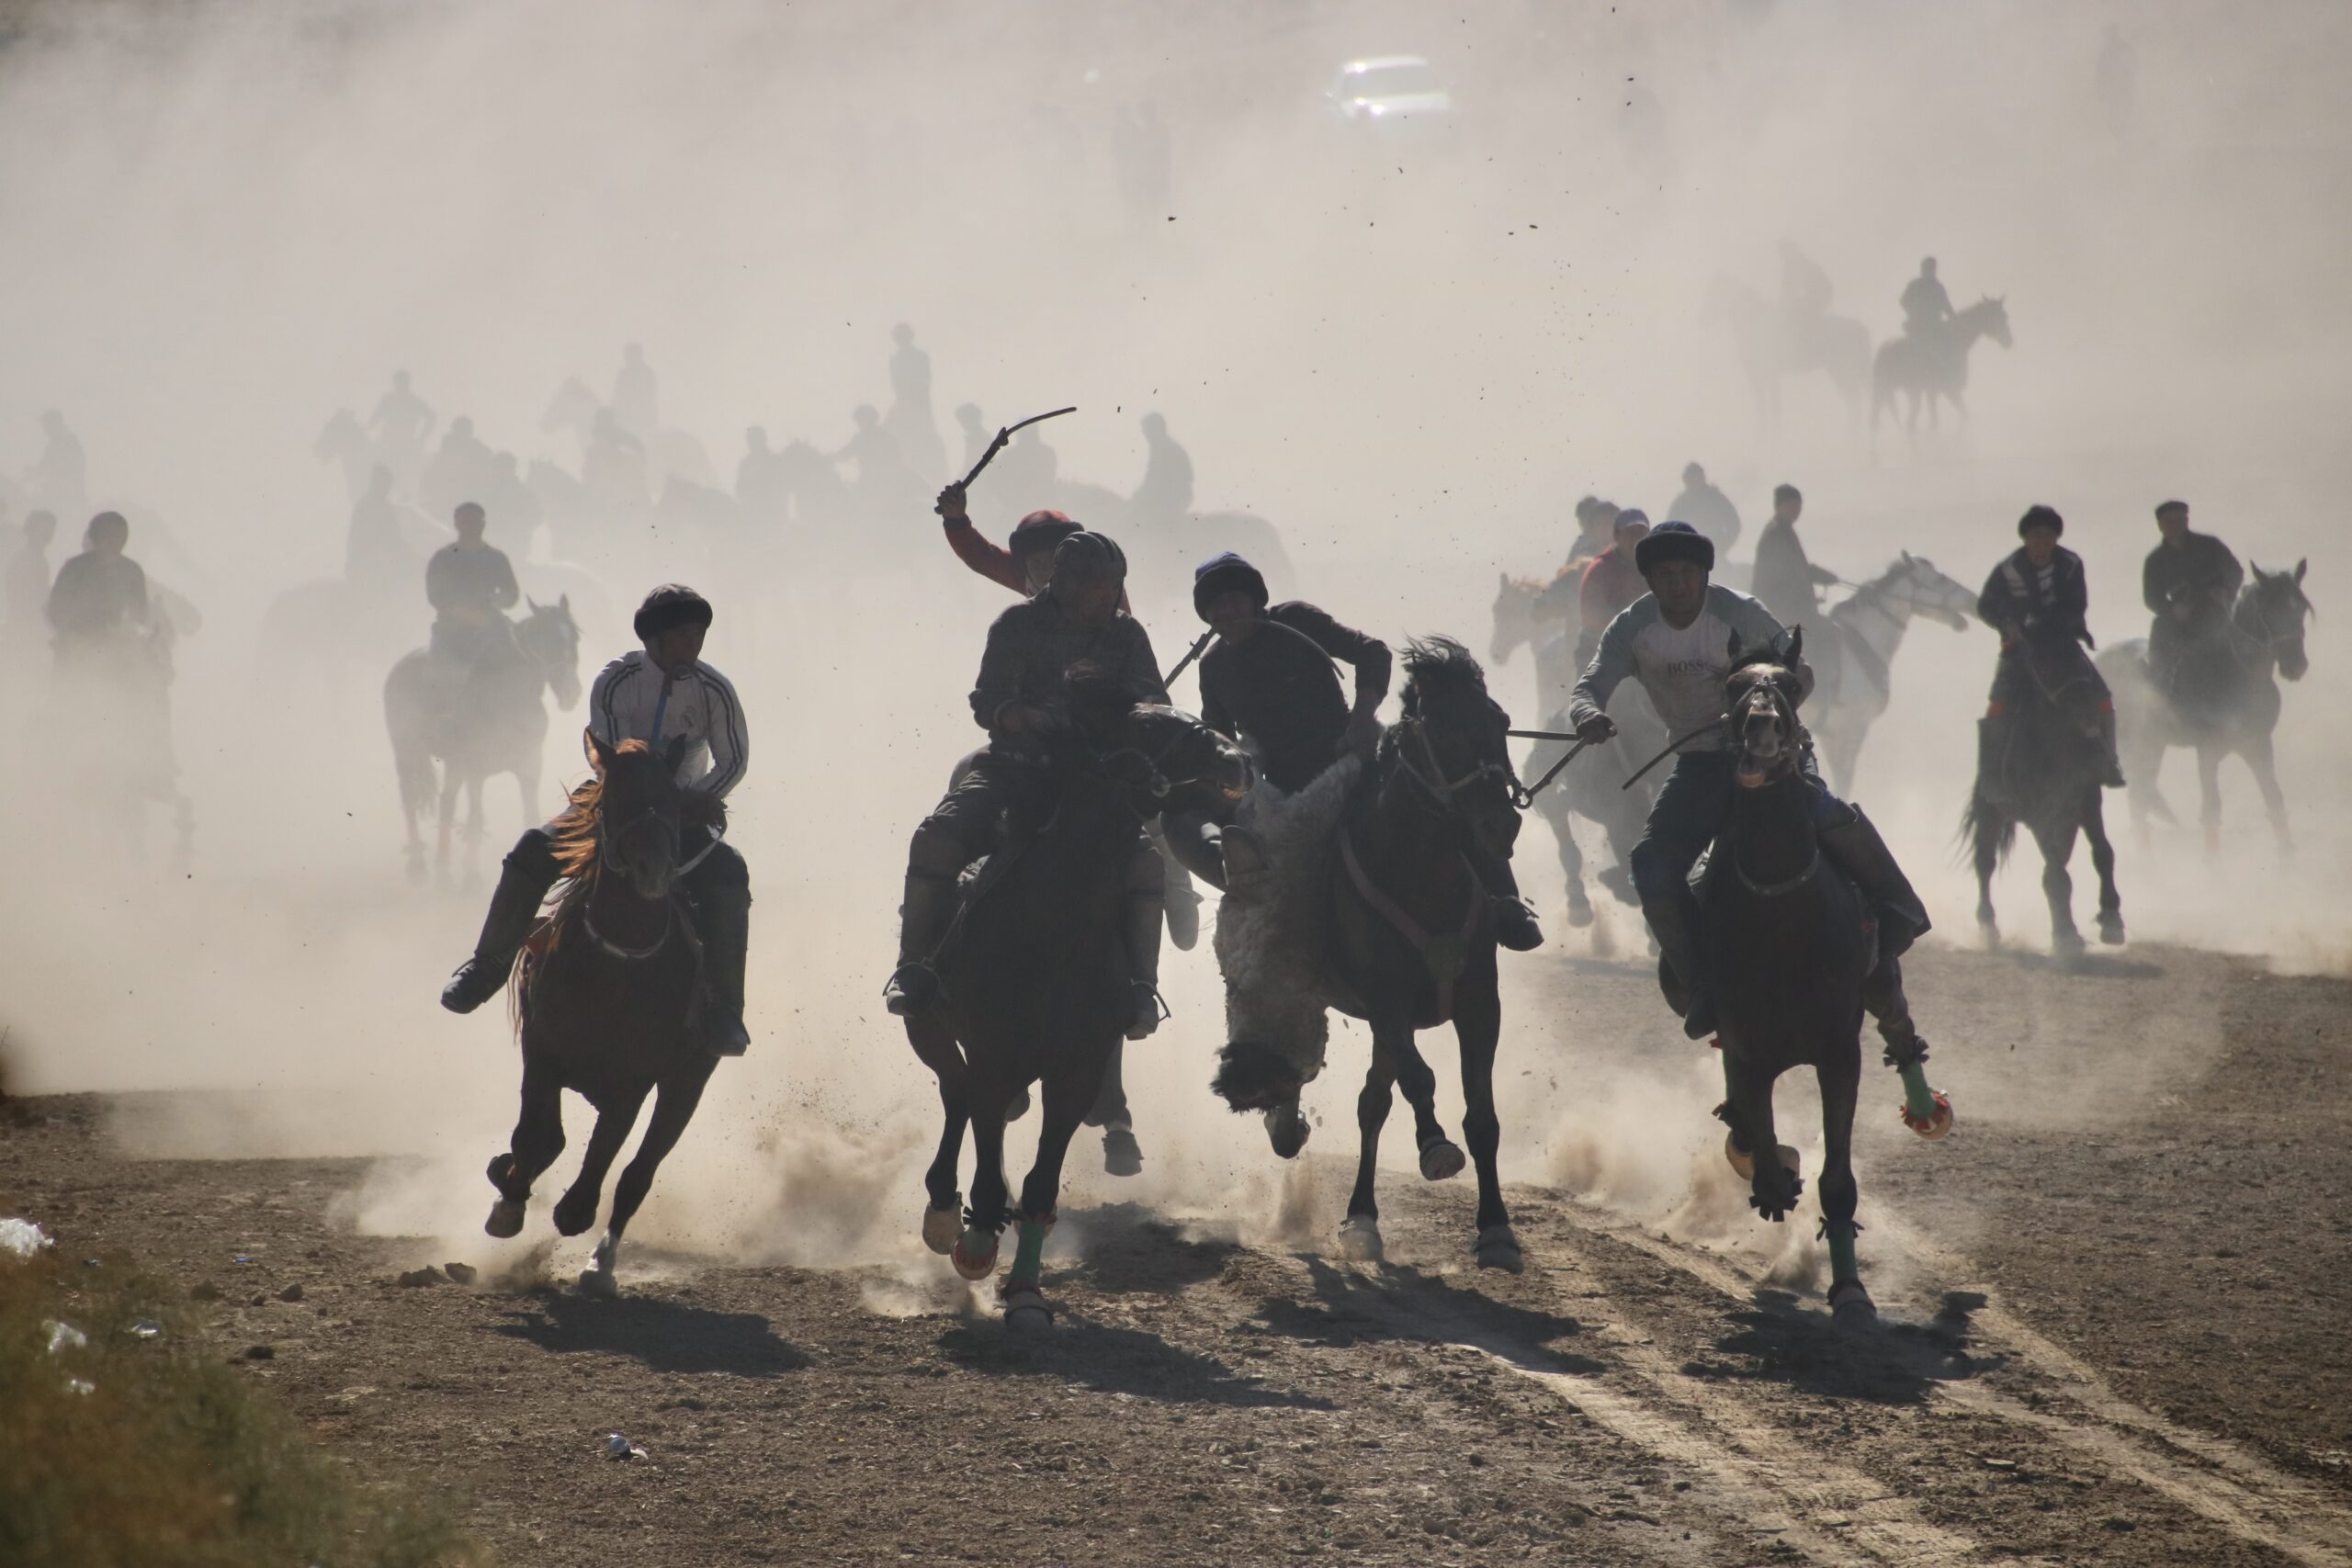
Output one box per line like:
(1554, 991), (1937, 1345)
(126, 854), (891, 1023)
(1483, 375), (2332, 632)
(1395, 713), (1529, 816)
(587, 791), (685, 960)
(1726, 671), (1821, 897)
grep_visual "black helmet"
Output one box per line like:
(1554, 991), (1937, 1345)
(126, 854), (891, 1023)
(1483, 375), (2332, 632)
(633, 583), (713, 640)
(1634, 520), (1714, 575)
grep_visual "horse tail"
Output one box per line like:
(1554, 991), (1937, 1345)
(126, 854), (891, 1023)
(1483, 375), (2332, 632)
(1958, 785), (2016, 868)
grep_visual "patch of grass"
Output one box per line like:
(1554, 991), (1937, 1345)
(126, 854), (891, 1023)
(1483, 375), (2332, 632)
(0, 1239), (483, 1568)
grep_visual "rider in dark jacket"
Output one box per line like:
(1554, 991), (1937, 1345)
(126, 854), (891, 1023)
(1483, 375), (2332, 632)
(884, 532), (1171, 1038)
(2142, 499), (2242, 705)
(1978, 505), (2124, 788)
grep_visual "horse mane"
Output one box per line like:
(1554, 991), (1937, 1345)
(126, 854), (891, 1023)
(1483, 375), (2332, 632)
(1399, 637), (1487, 713)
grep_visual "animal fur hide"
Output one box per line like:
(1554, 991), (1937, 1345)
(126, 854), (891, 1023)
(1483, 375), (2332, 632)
(1211, 754), (1362, 1084)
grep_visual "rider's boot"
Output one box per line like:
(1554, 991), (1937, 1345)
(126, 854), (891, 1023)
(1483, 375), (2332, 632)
(1641, 889), (1717, 1041)
(882, 869), (957, 1017)
(1160, 842), (1203, 952)
(2093, 704), (2126, 789)
(1475, 850), (1544, 953)
(1861, 954), (1927, 1062)
(696, 882), (752, 1057)
(1124, 844), (1167, 1041)
(440, 852), (555, 1013)
(1815, 802), (1931, 962)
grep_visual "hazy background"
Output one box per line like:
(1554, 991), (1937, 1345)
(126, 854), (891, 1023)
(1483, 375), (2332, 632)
(2, 0), (2345, 1278)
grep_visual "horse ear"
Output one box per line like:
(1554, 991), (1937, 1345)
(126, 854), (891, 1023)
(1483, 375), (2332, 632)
(584, 728), (615, 773)
(1900, 548), (1914, 564)
(526, 595), (542, 613)
(1783, 625), (1804, 663)
(559, 592), (571, 611)
(1498, 571), (1508, 589)
(2294, 558), (2307, 583)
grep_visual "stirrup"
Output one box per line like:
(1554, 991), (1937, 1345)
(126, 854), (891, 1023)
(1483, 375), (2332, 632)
(883, 963), (940, 1017)
(1126, 982), (1167, 1041)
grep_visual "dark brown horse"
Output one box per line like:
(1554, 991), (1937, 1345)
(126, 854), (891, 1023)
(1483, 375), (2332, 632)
(905, 686), (1245, 1329)
(483, 731), (718, 1296)
(1214, 639), (1527, 1271)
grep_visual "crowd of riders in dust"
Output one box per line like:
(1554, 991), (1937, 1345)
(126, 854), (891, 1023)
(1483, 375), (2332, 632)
(2, 318), (2312, 1326)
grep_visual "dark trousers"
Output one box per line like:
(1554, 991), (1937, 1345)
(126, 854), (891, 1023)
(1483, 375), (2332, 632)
(1629, 750), (1844, 910)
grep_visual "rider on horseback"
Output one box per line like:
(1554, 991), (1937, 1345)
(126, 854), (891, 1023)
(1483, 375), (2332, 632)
(440, 584), (753, 1057)
(1567, 522), (1934, 1050)
(1978, 505), (2126, 789)
(426, 502), (519, 669)
(1575, 508), (1651, 668)
(1900, 257), (1954, 338)
(935, 481), (1085, 599)
(2142, 499), (2243, 708)
(883, 530), (1171, 1038)
(1749, 484), (1840, 632)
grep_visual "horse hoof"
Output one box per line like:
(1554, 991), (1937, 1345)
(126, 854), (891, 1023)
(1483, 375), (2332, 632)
(1337, 1215), (1384, 1263)
(551, 1198), (597, 1238)
(1566, 899), (1595, 930)
(1724, 1131), (1756, 1181)
(1263, 1104), (1309, 1161)
(1003, 1285), (1053, 1332)
(2098, 916), (2127, 947)
(1003, 1087), (1032, 1122)
(922, 1206), (960, 1256)
(405, 857), (427, 887)
(484, 1200), (526, 1240)
(1828, 1279), (1877, 1327)
(1102, 1126), (1143, 1179)
(1474, 1224), (1524, 1273)
(2053, 929), (2086, 957)
(952, 1227), (1000, 1281)
(1901, 1092), (1954, 1141)
(1419, 1140), (1467, 1181)
(576, 1267), (618, 1299)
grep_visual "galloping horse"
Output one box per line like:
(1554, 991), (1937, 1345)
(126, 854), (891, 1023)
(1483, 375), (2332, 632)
(483, 733), (716, 1296)
(905, 684), (1245, 1328)
(1703, 631), (1948, 1325)
(1711, 277), (1872, 428)
(1213, 638), (1530, 1272)
(540, 375), (717, 492)
(1871, 296), (2012, 442)
(1808, 553), (1980, 794)
(2100, 560), (2313, 852)
(1521, 681), (1664, 926)
(1488, 571), (1577, 717)
(1964, 631), (2126, 953)
(384, 597), (582, 884)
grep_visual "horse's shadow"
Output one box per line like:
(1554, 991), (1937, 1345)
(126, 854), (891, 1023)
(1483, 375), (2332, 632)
(1050, 1206), (1242, 1297)
(1261, 1257), (1609, 1376)
(933, 1318), (1333, 1412)
(1688, 1288), (2003, 1405)
(1996, 949), (2166, 981)
(492, 1290), (809, 1377)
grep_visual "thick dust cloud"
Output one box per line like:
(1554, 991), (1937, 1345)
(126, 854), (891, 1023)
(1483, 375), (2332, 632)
(1, 0), (2345, 1268)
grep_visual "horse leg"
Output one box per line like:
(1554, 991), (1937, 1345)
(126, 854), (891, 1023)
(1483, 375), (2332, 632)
(464, 776), (487, 889)
(1723, 1051), (1801, 1222)
(1379, 1013), (1461, 1183)
(435, 768), (460, 884)
(1552, 804), (1592, 927)
(1340, 1054), (1397, 1261)
(584, 1063), (714, 1296)
(485, 1055), (565, 1237)
(953, 1075), (1012, 1281)
(1973, 802), (2002, 945)
(1086, 1040), (1141, 1178)
(1003, 1064), (1092, 1329)
(1818, 1041), (1872, 1324)
(907, 1012), (969, 1254)
(2036, 819), (2084, 954)
(2242, 732), (2291, 852)
(1453, 978), (1519, 1271)
(2196, 743), (2223, 857)
(551, 1088), (648, 1240)
(2083, 790), (2126, 946)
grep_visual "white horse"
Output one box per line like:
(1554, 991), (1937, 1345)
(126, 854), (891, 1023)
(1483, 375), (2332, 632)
(1806, 552), (1980, 794)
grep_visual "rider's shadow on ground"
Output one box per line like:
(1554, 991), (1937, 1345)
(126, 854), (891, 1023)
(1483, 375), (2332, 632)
(492, 1290), (811, 1377)
(1252, 1258), (1607, 1377)
(1686, 1287), (2003, 1404)
(933, 1317), (1334, 1412)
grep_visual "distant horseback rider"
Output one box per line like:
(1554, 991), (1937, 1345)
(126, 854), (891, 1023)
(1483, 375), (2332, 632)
(441, 584), (752, 1056)
(1574, 508), (1651, 667)
(2142, 499), (2242, 706)
(46, 510), (150, 670)
(426, 502), (519, 667)
(1900, 257), (1954, 338)
(1567, 522), (1934, 1047)
(1978, 505), (2125, 788)
(1668, 463), (1743, 557)
(1532, 496), (1618, 626)
(883, 531), (1171, 1036)
(1749, 483), (1839, 631)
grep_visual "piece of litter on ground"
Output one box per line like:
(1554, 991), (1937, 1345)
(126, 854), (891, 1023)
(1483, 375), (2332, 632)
(130, 1319), (163, 1339)
(44, 1320), (87, 1354)
(1982, 1457), (2018, 1471)
(606, 1432), (646, 1461)
(232, 1254), (253, 1265)
(1, 1218), (53, 1258)
(444, 1262), (478, 1285)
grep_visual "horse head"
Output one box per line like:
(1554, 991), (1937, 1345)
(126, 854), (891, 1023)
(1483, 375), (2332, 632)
(519, 594), (583, 709)
(1392, 637), (1521, 863)
(1725, 628), (1805, 789)
(1488, 573), (1542, 663)
(2245, 560), (2313, 682)
(314, 408), (363, 462)
(1891, 550), (1977, 629)
(541, 375), (598, 436)
(582, 729), (688, 900)
(1971, 295), (2013, 350)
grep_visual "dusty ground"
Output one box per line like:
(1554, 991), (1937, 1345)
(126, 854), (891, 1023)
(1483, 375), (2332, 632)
(4, 941), (2348, 1567)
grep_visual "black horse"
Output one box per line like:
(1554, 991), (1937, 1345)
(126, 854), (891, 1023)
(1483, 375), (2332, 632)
(2100, 561), (2314, 853)
(904, 686), (1245, 1329)
(1705, 632), (1948, 1325)
(1965, 633), (2126, 953)
(1214, 638), (1529, 1272)
(483, 731), (718, 1297)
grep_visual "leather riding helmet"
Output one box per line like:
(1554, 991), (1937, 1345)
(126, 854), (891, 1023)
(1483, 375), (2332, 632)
(634, 583), (714, 641)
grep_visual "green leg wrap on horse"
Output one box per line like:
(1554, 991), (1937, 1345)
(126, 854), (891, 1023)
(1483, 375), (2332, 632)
(1897, 1060), (1939, 1123)
(1826, 1224), (1860, 1285)
(1011, 1217), (1049, 1286)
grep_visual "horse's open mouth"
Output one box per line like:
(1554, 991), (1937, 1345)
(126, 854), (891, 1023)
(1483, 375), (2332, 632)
(1735, 758), (1775, 789)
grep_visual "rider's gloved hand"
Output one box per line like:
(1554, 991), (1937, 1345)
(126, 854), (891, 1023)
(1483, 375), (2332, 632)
(935, 482), (968, 522)
(1575, 713), (1618, 744)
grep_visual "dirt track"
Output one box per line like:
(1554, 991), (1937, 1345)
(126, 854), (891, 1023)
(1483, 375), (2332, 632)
(5, 941), (2348, 1567)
